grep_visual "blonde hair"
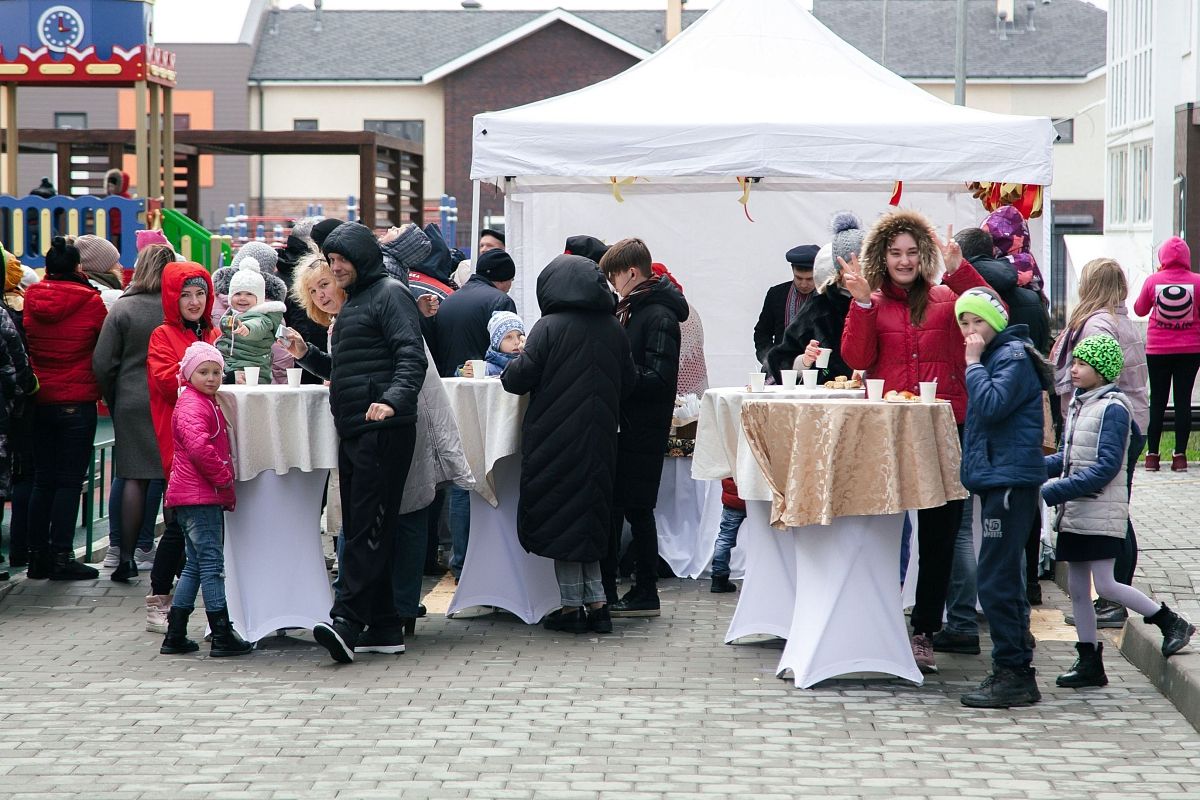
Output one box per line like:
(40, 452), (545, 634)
(291, 253), (342, 327)
(126, 244), (173, 295)
(1067, 258), (1128, 333)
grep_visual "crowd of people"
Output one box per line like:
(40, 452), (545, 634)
(0, 199), (1196, 702)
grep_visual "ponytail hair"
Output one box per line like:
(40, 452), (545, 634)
(45, 236), (81, 276)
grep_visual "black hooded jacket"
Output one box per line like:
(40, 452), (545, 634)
(615, 275), (688, 508)
(431, 273), (516, 377)
(765, 286), (853, 383)
(298, 222), (427, 439)
(502, 256), (636, 562)
(969, 254), (1051, 355)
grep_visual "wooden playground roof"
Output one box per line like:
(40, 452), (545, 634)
(15, 129), (424, 228)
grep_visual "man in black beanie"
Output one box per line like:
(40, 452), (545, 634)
(310, 218), (344, 249)
(753, 244), (819, 364)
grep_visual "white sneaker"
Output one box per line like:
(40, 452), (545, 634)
(102, 547), (121, 568)
(145, 594), (171, 634)
(134, 547), (156, 570)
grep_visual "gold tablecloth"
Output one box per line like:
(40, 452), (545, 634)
(741, 398), (967, 529)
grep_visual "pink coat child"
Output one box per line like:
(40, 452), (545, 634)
(164, 342), (237, 512)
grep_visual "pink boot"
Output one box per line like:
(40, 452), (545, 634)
(145, 594), (171, 634)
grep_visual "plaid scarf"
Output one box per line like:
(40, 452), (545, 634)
(615, 277), (658, 326)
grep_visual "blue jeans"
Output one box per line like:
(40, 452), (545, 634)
(976, 486), (1037, 668)
(944, 495), (979, 636)
(29, 403), (98, 552)
(172, 505), (228, 613)
(711, 505), (746, 578)
(108, 478), (165, 552)
(448, 485), (471, 577)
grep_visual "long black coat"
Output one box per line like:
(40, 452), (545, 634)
(502, 256), (635, 561)
(765, 287), (853, 384)
(615, 276), (688, 509)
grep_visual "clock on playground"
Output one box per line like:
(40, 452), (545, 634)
(37, 5), (86, 52)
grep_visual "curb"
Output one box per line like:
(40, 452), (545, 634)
(1055, 564), (1200, 731)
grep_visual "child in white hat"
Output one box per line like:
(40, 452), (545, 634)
(215, 257), (286, 383)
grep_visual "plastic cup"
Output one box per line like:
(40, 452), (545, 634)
(243, 366), (260, 385)
(287, 367), (303, 388)
(234, 370), (246, 385)
(816, 348), (832, 369)
(802, 369), (819, 389)
(866, 379), (886, 401)
(748, 372), (766, 392)
(779, 369), (798, 389)
(469, 359), (488, 378)
(920, 381), (938, 403)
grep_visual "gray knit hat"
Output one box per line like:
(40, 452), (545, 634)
(830, 212), (865, 268)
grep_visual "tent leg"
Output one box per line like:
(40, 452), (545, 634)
(470, 179), (481, 259)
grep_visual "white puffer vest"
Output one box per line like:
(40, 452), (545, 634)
(1056, 385), (1133, 538)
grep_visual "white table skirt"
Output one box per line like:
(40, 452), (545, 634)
(725, 501), (797, 642)
(654, 459), (745, 579)
(223, 469), (333, 643)
(447, 455), (560, 624)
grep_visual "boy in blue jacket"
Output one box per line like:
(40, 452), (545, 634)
(954, 287), (1051, 709)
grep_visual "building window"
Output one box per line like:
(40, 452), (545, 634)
(1053, 118), (1074, 144)
(173, 113), (191, 130)
(1108, 0), (1153, 130)
(1108, 146), (1128, 225)
(364, 119), (424, 144)
(294, 119), (318, 131)
(1131, 140), (1153, 224)
(54, 112), (87, 129)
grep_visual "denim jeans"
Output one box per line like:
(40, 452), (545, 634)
(108, 478), (165, 552)
(943, 495), (979, 636)
(448, 485), (471, 578)
(29, 403), (98, 553)
(711, 505), (746, 578)
(975, 486), (1037, 668)
(171, 504), (228, 612)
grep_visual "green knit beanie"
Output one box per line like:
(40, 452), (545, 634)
(954, 286), (1008, 333)
(1073, 334), (1124, 383)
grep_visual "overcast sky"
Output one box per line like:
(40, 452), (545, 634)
(155, 0), (1106, 44)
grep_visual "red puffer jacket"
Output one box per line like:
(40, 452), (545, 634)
(164, 385), (236, 511)
(720, 478), (746, 512)
(24, 276), (107, 403)
(841, 263), (986, 424)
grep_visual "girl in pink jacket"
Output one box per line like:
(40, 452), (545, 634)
(159, 341), (252, 658)
(1133, 237), (1200, 471)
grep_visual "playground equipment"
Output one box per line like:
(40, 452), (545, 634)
(159, 208), (232, 271)
(0, 193), (142, 266)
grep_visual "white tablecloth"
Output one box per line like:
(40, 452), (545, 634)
(442, 377), (526, 507)
(216, 385), (339, 642)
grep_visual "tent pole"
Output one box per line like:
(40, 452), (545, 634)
(470, 179), (481, 259)
(954, 0), (967, 105)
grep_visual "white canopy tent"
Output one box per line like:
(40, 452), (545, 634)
(471, 0), (1056, 387)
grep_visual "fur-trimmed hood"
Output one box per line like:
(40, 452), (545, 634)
(859, 209), (942, 292)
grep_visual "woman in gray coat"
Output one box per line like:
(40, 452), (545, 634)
(92, 244), (174, 583)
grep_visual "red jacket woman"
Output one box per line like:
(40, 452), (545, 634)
(24, 263), (107, 404)
(148, 262), (217, 475)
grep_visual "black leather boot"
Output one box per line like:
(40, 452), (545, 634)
(160, 607), (200, 654)
(206, 608), (253, 657)
(1146, 603), (1196, 657)
(25, 550), (50, 579)
(49, 550), (98, 581)
(110, 560), (138, 583)
(1056, 642), (1108, 687)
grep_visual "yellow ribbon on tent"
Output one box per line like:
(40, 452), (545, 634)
(736, 177), (755, 222)
(609, 176), (637, 203)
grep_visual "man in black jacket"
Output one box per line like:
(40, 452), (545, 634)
(598, 238), (688, 616)
(430, 249), (517, 378)
(301, 222), (427, 663)
(753, 245), (819, 364)
(955, 228), (1051, 355)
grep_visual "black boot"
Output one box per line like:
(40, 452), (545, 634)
(1146, 603), (1196, 657)
(25, 550), (50, 579)
(960, 664), (1041, 708)
(710, 575), (738, 594)
(207, 608), (253, 657)
(587, 605), (613, 634)
(610, 584), (660, 618)
(49, 550), (98, 581)
(111, 560), (138, 583)
(543, 607), (588, 634)
(160, 607), (200, 654)
(1056, 642), (1108, 688)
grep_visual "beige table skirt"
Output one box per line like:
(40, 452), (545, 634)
(741, 398), (967, 529)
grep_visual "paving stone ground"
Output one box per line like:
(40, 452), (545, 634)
(4, 478), (1200, 799)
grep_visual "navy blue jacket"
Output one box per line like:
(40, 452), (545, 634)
(960, 325), (1049, 491)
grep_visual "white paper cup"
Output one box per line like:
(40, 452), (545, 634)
(816, 348), (832, 369)
(748, 372), (766, 392)
(469, 359), (488, 378)
(287, 367), (303, 388)
(919, 381), (938, 403)
(780, 369), (798, 389)
(866, 379), (886, 401)
(243, 366), (260, 385)
(802, 369), (819, 389)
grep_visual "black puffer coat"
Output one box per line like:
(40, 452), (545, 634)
(300, 222), (427, 439)
(616, 276), (688, 508)
(502, 255), (635, 562)
(430, 274), (516, 377)
(765, 287), (853, 383)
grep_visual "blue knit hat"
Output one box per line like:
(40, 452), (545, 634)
(487, 311), (525, 352)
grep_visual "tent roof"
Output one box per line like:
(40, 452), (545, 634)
(471, 0), (1055, 185)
